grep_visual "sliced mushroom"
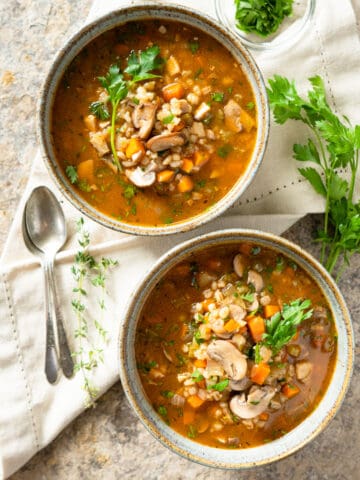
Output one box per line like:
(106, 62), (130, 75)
(89, 131), (110, 156)
(224, 99), (243, 133)
(194, 102), (211, 121)
(207, 340), (247, 381)
(191, 121), (206, 138)
(233, 254), (245, 278)
(247, 270), (264, 292)
(229, 386), (276, 419)
(246, 296), (259, 313)
(295, 360), (313, 382)
(229, 304), (247, 324)
(229, 376), (252, 392)
(177, 99), (192, 114)
(146, 132), (185, 152)
(125, 167), (156, 188)
(132, 102), (158, 139)
(101, 154), (118, 174)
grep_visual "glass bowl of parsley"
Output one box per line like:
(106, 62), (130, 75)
(215, 0), (315, 53)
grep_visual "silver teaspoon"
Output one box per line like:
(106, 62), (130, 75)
(24, 186), (74, 382)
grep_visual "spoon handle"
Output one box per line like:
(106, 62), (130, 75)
(47, 258), (74, 378)
(43, 261), (59, 384)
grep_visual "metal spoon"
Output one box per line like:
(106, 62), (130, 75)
(23, 186), (74, 382)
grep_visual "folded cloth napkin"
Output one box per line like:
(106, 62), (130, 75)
(1, 0), (360, 477)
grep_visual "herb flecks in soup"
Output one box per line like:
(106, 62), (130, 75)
(135, 245), (337, 448)
(52, 21), (257, 226)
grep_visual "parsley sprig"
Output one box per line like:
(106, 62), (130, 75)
(261, 299), (313, 354)
(234, 0), (294, 38)
(267, 75), (360, 278)
(91, 45), (164, 172)
(71, 218), (118, 407)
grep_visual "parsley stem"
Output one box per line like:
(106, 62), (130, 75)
(110, 99), (122, 172)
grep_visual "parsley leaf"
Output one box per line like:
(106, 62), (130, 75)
(188, 40), (199, 54)
(124, 45), (164, 83)
(191, 369), (204, 382)
(162, 114), (174, 124)
(262, 299), (313, 354)
(207, 378), (229, 392)
(66, 165), (78, 184)
(89, 101), (110, 120)
(211, 92), (224, 103)
(234, 0), (294, 38)
(217, 144), (233, 158)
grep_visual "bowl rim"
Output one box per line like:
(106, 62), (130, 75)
(38, 2), (269, 236)
(119, 228), (354, 469)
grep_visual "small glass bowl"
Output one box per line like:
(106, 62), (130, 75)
(215, 0), (315, 54)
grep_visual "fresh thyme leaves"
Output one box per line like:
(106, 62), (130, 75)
(267, 75), (360, 278)
(124, 45), (164, 83)
(234, 0), (294, 38)
(262, 299), (312, 354)
(94, 45), (164, 173)
(89, 100), (110, 120)
(66, 165), (78, 184)
(71, 218), (118, 407)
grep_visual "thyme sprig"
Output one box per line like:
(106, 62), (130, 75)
(71, 218), (118, 407)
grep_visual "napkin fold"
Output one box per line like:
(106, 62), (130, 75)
(1, 0), (360, 478)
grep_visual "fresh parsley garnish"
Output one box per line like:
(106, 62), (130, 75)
(262, 299), (313, 354)
(267, 75), (360, 277)
(124, 45), (164, 83)
(234, 0), (294, 38)
(241, 291), (255, 302)
(66, 165), (78, 184)
(191, 369), (205, 382)
(246, 101), (255, 110)
(211, 92), (224, 103)
(207, 378), (229, 392)
(93, 46), (164, 172)
(89, 100), (110, 120)
(217, 144), (233, 158)
(161, 390), (174, 399)
(162, 114), (174, 125)
(254, 343), (262, 364)
(188, 40), (199, 54)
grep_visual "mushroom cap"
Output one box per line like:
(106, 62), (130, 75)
(247, 269), (264, 292)
(207, 340), (247, 381)
(125, 167), (156, 187)
(229, 386), (276, 419)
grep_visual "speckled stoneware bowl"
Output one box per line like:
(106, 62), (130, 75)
(39, 3), (269, 236)
(119, 229), (354, 469)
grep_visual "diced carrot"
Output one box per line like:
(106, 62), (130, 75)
(202, 298), (214, 312)
(177, 175), (194, 193)
(162, 82), (185, 101)
(181, 158), (194, 174)
(282, 383), (300, 399)
(250, 362), (270, 385)
(259, 412), (269, 421)
(194, 359), (207, 368)
(187, 395), (205, 409)
(247, 316), (265, 343)
(224, 319), (240, 333)
(125, 138), (145, 158)
(263, 305), (280, 318)
(209, 169), (221, 179)
(222, 76), (234, 87)
(77, 159), (95, 184)
(193, 150), (210, 168)
(157, 170), (175, 183)
(240, 108), (256, 133)
(183, 405), (195, 425)
(114, 43), (130, 56)
(239, 243), (253, 255)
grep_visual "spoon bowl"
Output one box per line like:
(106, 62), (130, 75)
(25, 186), (67, 255)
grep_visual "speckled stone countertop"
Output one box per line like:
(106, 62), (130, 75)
(1, 1), (359, 479)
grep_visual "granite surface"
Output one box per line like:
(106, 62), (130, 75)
(1, 1), (359, 479)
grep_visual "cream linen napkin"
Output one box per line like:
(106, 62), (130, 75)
(1, 0), (360, 478)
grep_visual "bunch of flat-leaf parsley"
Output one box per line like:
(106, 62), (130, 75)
(267, 75), (360, 278)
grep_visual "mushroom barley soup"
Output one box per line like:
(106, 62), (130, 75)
(52, 21), (257, 226)
(135, 244), (337, 448)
